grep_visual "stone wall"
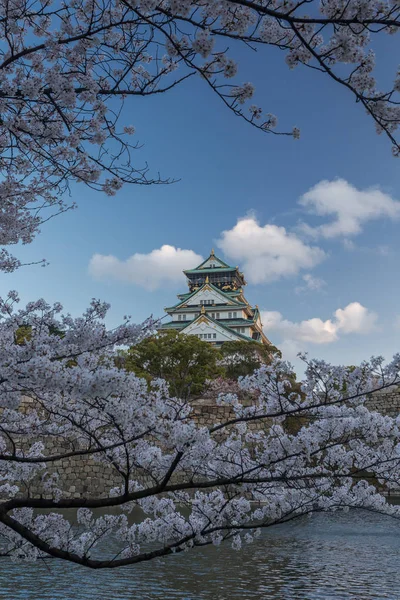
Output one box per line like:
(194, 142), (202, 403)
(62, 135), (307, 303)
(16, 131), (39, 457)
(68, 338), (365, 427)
(190, 398), (269, 430)
(365, 386), (400, 417)
(28, 442), (122, 500)
(15, 399), (259, 500)
(10, 387), (400, 499)
(40, 400), (271, 499)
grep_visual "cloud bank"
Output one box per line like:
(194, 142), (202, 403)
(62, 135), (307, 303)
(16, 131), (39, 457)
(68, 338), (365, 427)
(298, 179), (400, 239)
(89, 179), (399, 291)
(88, 245), (203, 291)
(261, 302), (377, 346)
(217, 217), (326, 283)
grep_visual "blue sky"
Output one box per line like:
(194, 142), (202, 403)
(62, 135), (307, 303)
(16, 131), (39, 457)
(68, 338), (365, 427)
(4, 38), (400, 375)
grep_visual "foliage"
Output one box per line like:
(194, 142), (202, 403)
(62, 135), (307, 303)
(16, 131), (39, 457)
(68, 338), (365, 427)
(219, 340), (281, 380)
(14, 325), (32, 345)
(14, 323), (66, 345)
(121, 330), (223, 398)
(0, 0), (400, 270)
(121, 336), (281, 397)
(0, 297), (400, 568)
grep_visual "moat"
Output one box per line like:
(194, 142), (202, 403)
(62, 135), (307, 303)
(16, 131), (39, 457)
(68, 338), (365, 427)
(2, 510), (400, 600)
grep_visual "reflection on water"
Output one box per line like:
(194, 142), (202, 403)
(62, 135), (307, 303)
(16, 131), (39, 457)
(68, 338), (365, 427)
(2, 511), (400, 600)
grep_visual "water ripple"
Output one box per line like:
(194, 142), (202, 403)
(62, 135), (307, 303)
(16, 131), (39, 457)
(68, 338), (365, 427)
(2, 511), (400, 600)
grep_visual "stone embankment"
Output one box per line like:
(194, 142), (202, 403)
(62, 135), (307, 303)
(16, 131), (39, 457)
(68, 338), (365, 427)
(365, 386), (400, 417)
(9, 387), (400, 499)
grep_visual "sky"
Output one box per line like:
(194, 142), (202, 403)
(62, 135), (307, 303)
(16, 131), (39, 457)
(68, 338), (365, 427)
(4, 35), (400, 376)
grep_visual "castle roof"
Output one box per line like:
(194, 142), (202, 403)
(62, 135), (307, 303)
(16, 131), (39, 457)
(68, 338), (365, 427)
(179, 313), (255, 343)
(186, 249), (231, 272)
(164, 281), (247, 312)
(158, 248), (270, 346)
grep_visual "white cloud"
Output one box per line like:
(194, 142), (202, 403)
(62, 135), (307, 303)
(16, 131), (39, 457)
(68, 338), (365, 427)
(89, 245), (203, 291)
(334, 303), (378, 334)
(295, 273), (326, 294)
(217, 217), (326, 283)
(262, 309), (338, 344)
(261, 302), (378, 347)
(299, 179), (400, 239)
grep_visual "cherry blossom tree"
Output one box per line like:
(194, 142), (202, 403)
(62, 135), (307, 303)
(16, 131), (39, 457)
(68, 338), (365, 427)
(1, 0), (400, 570)
(0, 289), (400, 567)
(0, 0), (400, 270)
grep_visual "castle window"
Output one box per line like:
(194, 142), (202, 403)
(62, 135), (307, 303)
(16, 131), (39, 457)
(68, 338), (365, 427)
(228, 312), (232, 319)
(233, 311), (237, 318)
(213, 333), (216, 339)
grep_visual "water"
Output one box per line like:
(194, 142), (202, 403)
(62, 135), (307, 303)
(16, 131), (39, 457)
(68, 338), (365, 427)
(2, 510), (400, 600)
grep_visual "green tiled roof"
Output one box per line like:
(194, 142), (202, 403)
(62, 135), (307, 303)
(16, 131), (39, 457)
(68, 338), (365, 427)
(180, 314), (258, 343)
(193, 252), (232, 270)
(159, 315), (261, 343)
(224, 290), (242, 297)
(205, 283), (244, 304)
(159, 321), (188, 329)
(202, 314), (256, 342)
(161, 317), (255, 327)
(220, 318), (256, 326)
(165, 282), (246, 312)
(184, 266), (237, 275)
(164, 304), (248, 313)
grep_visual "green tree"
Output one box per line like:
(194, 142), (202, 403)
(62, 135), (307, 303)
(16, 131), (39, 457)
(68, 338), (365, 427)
(14, 325), (33, 345)
(219, 340), (281, 380)
(121, 331), (223, 399)
(14, 323), (65, 345)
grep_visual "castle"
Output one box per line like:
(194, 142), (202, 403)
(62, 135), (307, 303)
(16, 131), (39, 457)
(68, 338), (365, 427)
(159, 249), (270, 345)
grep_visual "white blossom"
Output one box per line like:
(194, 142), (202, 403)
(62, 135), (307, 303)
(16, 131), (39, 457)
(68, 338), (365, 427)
(0, 300), (399, 567)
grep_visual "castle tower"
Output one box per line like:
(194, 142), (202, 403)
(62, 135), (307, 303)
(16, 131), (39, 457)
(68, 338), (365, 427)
(159, 249), (271, 345)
